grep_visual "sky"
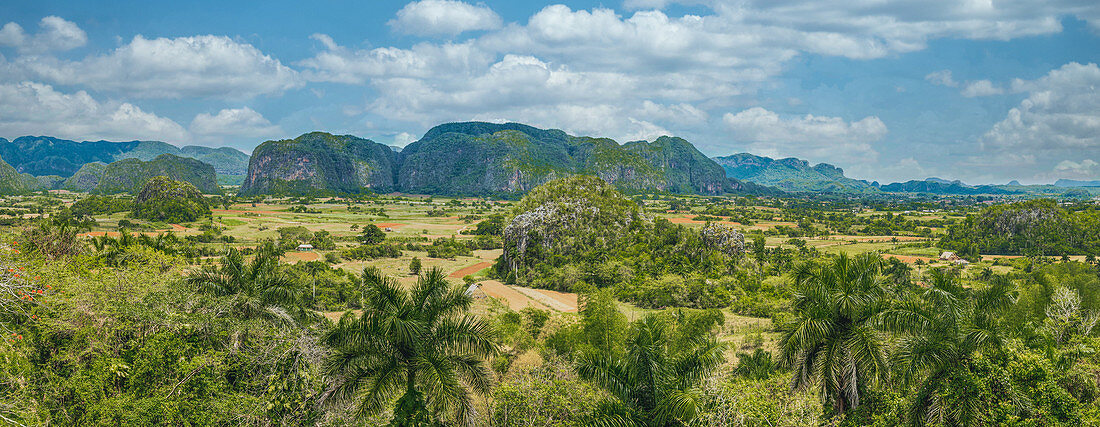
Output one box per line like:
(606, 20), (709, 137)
(0, 0), (1098, 185)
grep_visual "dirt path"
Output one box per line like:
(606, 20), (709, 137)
(212, 208), (284, 215)
(513, 286), (578, 312)
(449, 261), (493, 278)
(282, 251), (321, 263)
(478, 280), (548, 311)
(881, 253), (936, 264)
(372, 222), (407, 228)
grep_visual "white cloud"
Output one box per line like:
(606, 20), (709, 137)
(17, 35), (301, 99)
(925, 70), (958, 87)
(1054, 159), (1099, 178)
(389, 0), (502, 37)
(722, 107), (887, 165)
(0, 81), (187, 142)
(0, 16), (86, 53)
(980, 62), (1100, 151)
(190, 107), (281, 139)
(960, 79), (1004, 97)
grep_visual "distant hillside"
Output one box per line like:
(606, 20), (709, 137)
(239, 132), (398, 196)
(879, 179), (1017, 195)
(62, 154), (219, 194)
(0, 136), (249, 177)
(712, 153), (876, 193)
(396, 122), (732, 196)
(0, 155), (45, 194)
(1055, 179), (1100, 188)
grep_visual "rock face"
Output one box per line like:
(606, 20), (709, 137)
(500, 175), (645, 274)
(713, 153), (876, 193)
(62, 154), (219, 194)
(239, 132), (398, 196)
(0, 136), (249, 177)
(396, 122), (731, 196)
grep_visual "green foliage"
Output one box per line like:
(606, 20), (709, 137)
(940, 199), (1100, 256)
(70, 195), (133, 216)
(320, 268), (498, 425)
(409, 257), (422, 275)
(779, 253), (889, 415)
(130, 176), (211, 223)
(498, 176), (745, 309)
(359, 224), (386, 245)
(239, 132), (397, 196)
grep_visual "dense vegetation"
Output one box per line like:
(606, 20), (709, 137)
(4, 176), (1100, 426)
(130, 176), (211, 223)
(496, 176), (747, 309)
(940, 199), (1100, 257)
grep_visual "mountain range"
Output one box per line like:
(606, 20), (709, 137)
(0, 136), (249, 177)
(241, 122), (750, 197)
(2, 121), (1099, 197)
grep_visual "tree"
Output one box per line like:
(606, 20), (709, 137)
(320, 267), (497, 425)
(576, 314), (725, 426)
(779, 253), (889, 415)
(186, 245), (306, 323)
(359, 224), (386, 245)
(880, 269), (1016, 425)
(409, 257), (422, 275)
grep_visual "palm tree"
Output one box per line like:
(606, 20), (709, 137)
(186, 246), (303, 323)
(779, 253), (890, 415)
(319, 267), (497, 425)
(577, 314), (725, 426)
(879, 268), (1016, 426)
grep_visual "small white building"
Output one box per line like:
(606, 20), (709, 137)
(940, 251), (959, 262)
(297, 244), (314, 251)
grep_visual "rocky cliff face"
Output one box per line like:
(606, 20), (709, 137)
(239, 132), (397, 196)
(62, 154), (219, 194)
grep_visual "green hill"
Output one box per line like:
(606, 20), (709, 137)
(62, 154), (219, 194)
(396, 122), (732, 196)
(238, 132), (398, 196)
(713, 153), (876, 193)
(0, 155), (44, 194)
(0, 136), (249, 177)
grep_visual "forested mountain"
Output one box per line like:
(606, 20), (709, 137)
(878, 178), (1018, 195)
(712, 153), (877, 193)
(0, 155), (46, 194)
(243, 122), (747, 197)
(397, 122), (732, 196)
(62, 154), (219, 194)
(238, 132), (398, 196)
(0, 136), (249, 177)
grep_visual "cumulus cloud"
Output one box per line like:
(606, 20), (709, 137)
(389, 0), (502, 37)
(980, 62), (1100, 151)
(1054, 159), (1099, 178)
(190, 107), (281, 139)
(0, 81), (187, 142)
(722, 107), (887, 164)
(0, 16), (86, 53)
(961, 79), (1004, 97)
(925, 70), (958, 87)
(16, 35), (301, 98)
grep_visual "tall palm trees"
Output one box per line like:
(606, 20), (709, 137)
(880, 268), (1016, 425)
(779, 253), (890, 415)
(186, 246), (303, 322)
(577, 314), (725, 426)
(319, 267), (497, 425)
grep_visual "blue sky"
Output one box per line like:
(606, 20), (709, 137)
(1, 0), (1098, 184)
